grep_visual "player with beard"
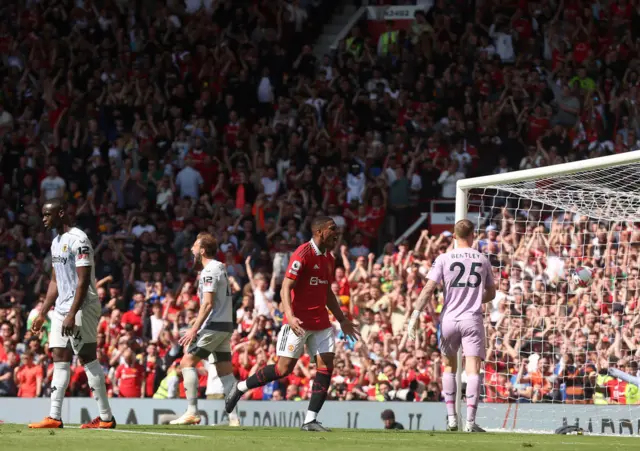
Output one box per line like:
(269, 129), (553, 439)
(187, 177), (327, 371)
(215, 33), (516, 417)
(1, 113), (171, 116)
(171, 232), (240, 426)
(225, 216), (360, 431)
(29, 198), (115, 429)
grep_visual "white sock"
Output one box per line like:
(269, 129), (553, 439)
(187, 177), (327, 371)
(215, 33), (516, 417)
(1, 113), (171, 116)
(304, 411), (318, 424)
(182, 367), (199, 415)
(49, 362), (71, 420)
(84, 359), (113, 421)
(221, 374), (239, 421)
(448, 415), (457, 425)
(237, 380), (248, 392)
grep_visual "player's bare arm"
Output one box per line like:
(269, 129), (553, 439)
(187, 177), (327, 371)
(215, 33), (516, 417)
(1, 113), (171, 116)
(325, 285), (359, 341)
(407, 279), (438, 340)
(62, 265), (91, 337)
(180, 290), (214, 348)
(280, 276), (305, 336)
(32, 267), (57, 333)
(414, 279), (438, 313)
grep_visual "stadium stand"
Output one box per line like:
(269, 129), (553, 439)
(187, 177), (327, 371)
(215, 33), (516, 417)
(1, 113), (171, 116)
(1, 0), (639, 406)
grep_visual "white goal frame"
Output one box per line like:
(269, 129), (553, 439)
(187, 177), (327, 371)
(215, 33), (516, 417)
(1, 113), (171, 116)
(453, 150), (640, 431)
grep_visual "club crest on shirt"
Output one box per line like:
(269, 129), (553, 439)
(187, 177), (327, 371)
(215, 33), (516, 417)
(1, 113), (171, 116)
(62, 244), (68, 252)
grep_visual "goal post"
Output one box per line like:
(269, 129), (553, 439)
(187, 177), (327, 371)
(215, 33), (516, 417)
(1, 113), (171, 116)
(453, 150), (640, 434)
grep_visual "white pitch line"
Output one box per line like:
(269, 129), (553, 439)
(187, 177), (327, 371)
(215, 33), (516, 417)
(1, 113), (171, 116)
(66, 426), (205, 438)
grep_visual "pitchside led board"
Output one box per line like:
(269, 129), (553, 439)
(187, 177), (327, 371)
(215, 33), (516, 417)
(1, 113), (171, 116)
(365, 4), (434, 44)
(5, 399), (640, 435)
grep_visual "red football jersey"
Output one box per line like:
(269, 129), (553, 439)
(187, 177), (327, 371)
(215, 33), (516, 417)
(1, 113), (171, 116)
(115, 363), (145, 398)
(284, 240), (335, 330)
(610, 379), (628, 404)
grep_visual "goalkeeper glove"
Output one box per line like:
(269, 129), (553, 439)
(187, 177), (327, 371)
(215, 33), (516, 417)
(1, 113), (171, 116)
(408, 310), (421, 340)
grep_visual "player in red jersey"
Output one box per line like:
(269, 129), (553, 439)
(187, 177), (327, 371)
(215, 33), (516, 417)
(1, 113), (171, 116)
(225, 216), (359, 431)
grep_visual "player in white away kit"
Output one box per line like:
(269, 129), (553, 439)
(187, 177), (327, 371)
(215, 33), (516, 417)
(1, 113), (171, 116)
(29, 199), (115, 429)
(407, 220), (496, 433)
(171, 233), (240, 426)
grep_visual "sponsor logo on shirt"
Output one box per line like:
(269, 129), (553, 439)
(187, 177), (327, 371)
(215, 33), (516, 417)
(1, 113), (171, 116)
(309, 277), (328, 286)
(51, 256), (68, 264)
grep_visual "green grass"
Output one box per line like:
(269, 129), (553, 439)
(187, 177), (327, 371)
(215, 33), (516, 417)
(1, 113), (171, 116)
(0, 424), (637, 451)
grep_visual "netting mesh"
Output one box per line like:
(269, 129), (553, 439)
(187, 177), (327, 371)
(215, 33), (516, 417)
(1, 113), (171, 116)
(465, 163), (640, 435)
(481, 162), (640, 222)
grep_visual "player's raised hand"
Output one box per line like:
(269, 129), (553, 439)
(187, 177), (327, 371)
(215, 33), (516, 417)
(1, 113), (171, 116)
(288, 316), (305, 336)
(339, 319), (360, 342)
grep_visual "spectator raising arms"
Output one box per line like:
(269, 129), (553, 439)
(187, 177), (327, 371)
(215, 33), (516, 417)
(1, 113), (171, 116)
(2, 0), (640, 409)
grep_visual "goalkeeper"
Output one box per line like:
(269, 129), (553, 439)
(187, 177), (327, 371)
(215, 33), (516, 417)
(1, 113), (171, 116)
(407, 219), (495, 432)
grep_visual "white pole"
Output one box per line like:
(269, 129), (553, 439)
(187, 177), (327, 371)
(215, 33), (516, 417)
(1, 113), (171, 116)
(458, 150), (640, 190)
(454, 185), (468, 430)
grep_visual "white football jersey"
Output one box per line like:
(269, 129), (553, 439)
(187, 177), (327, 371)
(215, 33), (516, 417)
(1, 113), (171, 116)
(50, 227), (99, 315)
(198, 260), (233, 332)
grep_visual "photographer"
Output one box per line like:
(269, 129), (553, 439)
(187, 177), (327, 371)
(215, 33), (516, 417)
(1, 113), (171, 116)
(381, 409), (404, 430)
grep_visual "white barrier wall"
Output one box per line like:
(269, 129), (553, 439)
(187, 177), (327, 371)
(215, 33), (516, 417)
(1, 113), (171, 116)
(2, 399), (640, 434)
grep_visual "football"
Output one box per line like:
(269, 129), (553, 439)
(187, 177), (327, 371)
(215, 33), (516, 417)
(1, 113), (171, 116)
(571, 266), (593, 288)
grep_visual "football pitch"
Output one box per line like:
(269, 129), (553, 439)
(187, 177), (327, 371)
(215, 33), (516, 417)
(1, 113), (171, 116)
(1, 424), (638, 451)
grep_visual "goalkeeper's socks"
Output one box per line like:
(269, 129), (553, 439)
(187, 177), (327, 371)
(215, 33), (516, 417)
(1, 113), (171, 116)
(84, 359), (113, 422)
(182, 367), (199, 415)
(243, 364), (284, 391)
(448, 415), (457, 428)
(465, 374), (480, 424)
(443, 372), (457, 417)
(50, 361), (71, 420)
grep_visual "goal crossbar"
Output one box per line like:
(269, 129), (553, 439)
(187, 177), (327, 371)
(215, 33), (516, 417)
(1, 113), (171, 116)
(457, 150), (640, 191)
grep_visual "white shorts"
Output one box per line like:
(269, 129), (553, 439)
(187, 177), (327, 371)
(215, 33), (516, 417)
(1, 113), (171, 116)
(187, 330), (232, 362)
(276, 326), (335, 359)
(50, 301), (101, 354)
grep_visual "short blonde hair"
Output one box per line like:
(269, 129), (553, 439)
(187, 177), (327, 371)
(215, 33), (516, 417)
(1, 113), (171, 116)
(454, 219), (474, 240)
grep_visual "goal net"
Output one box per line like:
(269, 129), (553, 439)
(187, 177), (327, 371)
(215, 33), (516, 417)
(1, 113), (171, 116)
(455, 152), (640, 435)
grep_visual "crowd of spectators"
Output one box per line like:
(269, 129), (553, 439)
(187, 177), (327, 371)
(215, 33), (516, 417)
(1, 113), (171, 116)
(1, 0), (640, 408)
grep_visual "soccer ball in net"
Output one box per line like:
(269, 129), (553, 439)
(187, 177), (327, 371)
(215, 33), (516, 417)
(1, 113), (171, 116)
(571, 266), (593, 288)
